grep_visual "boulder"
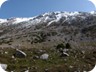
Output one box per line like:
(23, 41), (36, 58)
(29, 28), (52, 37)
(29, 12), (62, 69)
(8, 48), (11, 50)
(0, 63), (7, 70)
(13, 49), (27, 58)
(40, 53), (49, 60)
(60, 52), (69, 57)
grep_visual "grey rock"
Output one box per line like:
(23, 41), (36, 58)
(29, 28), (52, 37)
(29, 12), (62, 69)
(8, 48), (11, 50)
(40, 53), (49, 60)
(63, 49), (69, 52)
(60, 52), (69, 57)
(5, 51), (8, 54)
(39, 49), (46, 54)
(25, 70), (29, 72)
(45, 69), (49, 72)
(32, 55), (39, 59)
(69, 65), (73, 68)
(0, 64), (7, 70)
(81, 50), (85, 54)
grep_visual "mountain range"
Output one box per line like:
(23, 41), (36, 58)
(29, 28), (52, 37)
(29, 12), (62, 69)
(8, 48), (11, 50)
(0, 11), (96, 72)
(0, 11), (96, 49)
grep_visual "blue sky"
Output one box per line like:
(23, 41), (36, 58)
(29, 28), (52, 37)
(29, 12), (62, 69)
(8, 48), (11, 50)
(0, 0), (95, 18)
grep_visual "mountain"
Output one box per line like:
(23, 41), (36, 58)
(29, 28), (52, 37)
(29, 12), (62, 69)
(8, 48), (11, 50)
(0, 11), (96, 26)
(0, 11), (96, 72)
(0, 11), (96, 48)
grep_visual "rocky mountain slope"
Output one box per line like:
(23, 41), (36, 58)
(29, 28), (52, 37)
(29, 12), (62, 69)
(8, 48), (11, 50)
(0, 11), (96, 48)
(0, 11), (96, 72)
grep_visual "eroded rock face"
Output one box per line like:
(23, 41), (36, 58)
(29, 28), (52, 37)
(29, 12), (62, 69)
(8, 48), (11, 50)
(13, 49), (27, 58)
(40, 53), (49, 60)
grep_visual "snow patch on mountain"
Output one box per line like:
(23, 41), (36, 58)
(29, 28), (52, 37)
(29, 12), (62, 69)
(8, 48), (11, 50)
(0, 19), (7, 23)
(0, 11), (96, 27)
(13, 18), (32, 24)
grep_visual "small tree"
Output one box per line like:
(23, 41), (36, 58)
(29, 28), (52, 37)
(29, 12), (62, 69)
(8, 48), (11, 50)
(65, 43), (71, 49)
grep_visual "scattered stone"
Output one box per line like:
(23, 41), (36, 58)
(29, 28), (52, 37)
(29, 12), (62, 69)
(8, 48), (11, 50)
(34, 49), (46, 55)
(13, 49), (27, 58)
(32, 55), (39, 59)
(39, 49), (46, 53)
(39, 50), (43, 53)
(64, 59), (67, 61)
(60, 52), (69, 57)
(44, 69), (49, 72)
(63, 49), (69, 52)
(69, 65), (73, 68)
(32, 66), (38, 70)
(12, 55), (15, 59)
(25, 70), (29, 72)
(81, 50), (85, 54)
(58, 48), (64, 53)
(5, 51), (8, 54)
(40, 53), (49, 60)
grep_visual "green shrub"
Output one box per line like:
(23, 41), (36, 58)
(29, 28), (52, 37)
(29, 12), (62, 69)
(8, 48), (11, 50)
(65, 43), (71, 49)
(56, 43), (65, 49)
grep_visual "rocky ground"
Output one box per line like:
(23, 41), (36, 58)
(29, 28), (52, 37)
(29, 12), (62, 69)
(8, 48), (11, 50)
(0, 43), (96, 72)
(0, 39), (95, 72)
